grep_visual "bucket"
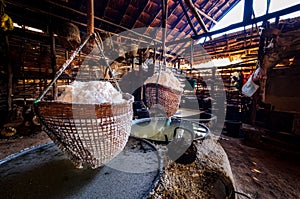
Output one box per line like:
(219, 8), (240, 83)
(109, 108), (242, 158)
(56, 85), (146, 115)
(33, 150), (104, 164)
(225, 120), (242, 137)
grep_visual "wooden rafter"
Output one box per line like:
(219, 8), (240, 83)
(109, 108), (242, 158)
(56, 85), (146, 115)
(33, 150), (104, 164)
(87, 0), (94, 34)
(195, 6), (217, 24)
(179, 0), (197, 36)
(184, 0), (210, 36)
(193, 3), (300, 39)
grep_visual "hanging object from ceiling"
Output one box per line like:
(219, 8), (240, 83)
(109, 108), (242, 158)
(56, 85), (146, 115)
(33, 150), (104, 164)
(0, 0), (13, 31)
(56, 22), (81, 51)
(34, 33), (134, 169)
(144, 0), (183, 119)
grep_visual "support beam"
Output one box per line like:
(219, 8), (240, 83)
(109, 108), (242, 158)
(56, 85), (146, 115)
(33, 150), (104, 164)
(193, 4), (300, 39)
(5, 35), (12, 112)
(195, 7), (217, 24)
(87, 0), (94, 34)
(161, 0), (167, 66)
(162, 3), (300, 46)
(184, 0), (210, 37)
(243, 0), (253, 22)
(50, 28), (57, 100)
(7, 0), (161, 44)
(190, 39), (194, 68)
(179, 0), (197, 36)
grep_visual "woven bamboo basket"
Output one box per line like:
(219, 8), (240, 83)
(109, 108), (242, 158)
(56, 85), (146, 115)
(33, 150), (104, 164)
(145, 83), (182, 118)
(34, 93), (133, 169)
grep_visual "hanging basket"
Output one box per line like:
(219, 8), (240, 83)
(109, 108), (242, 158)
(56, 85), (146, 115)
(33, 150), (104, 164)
(145, 83), (182, 118)
(33, 33), (134, 169)
(34, 93), (133, 168)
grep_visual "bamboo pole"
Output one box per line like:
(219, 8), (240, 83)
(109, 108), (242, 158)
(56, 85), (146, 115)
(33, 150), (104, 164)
(50, 27), (57, 100)
(5, 34), (13, 111)
(195, 7), (217, 24)
(178, 0), (197, 36)
(190, 39), (194, 69)
(87, 0), (94, 34)
(161, 0), (167, 68)
(36, 35), (93, 102)
(184, 0), (211, 40)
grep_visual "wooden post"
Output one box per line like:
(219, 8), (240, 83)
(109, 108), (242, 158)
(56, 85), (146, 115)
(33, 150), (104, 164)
(131, 57), (134, 70)
(38, 44), (42, 103)
(161, 0), (167, 67)
(184, 0), (211, 40)
(243, 0), (253, 22)
(21, 27), (26, 103)
(87, 0), (94, 34)
(179, 0), (197, 36)
(138, 52), (143, 101)
(5, 35), (13, 112)
(153, 48), (156, 70)
(50, 28), (58, 100)
(190, 39), (194, 69)
(211, 67), (216, 93)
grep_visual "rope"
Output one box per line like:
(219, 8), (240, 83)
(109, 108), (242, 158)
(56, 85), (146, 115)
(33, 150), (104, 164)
(234, 191), (252, 199)
(35, 33), (93, 102)
(154, 0), (168, 105)
(94, 32), (122, 93)
(161, 0), (167, 72)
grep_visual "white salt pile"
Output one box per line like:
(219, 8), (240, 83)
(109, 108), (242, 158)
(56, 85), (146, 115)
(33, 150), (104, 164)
(144, 69), (183, 92)
(57, 81), (124, 104)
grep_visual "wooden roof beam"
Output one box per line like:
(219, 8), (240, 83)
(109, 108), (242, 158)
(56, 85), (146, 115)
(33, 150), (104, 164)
(195, 6), (217, 24)
(178, 0), (197, 36)
(116, 1), (136, 29)
(131, 1), (152, 29)
(243, 0), (253, 22)
(37, 0), (161, 44)
(87, 0), (94, 34)
(171, 0), (216, 56)
(184, 0), (211, 39)
(162, 3), (300, 46)
(194, 3), (300, 40)
(153, 1), (181, 37)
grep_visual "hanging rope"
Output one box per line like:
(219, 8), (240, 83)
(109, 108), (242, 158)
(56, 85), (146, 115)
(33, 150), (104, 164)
(94, 32), (122, 93)
(155, 0), (168, 104)
(35, 34), (93, 102)
(161, 0), (167, 71)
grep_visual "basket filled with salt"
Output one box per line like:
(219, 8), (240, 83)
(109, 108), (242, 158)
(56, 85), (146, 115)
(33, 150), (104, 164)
(34, 34), (133, 169)
(144, 1), (183, 119)
(144, 69), (183, 118)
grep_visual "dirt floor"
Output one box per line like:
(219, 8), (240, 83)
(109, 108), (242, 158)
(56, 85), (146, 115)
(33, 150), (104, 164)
(1, 131), (300, 199)
(219, 134), (300, 199)
(0, 131), (51, 160)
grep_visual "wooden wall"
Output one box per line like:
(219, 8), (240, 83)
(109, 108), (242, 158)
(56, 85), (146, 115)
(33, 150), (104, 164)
(0, 34), (9, 125)
(265, 57), (300, 112)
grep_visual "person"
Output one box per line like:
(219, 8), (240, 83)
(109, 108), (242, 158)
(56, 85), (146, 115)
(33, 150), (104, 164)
(236, 72), (244, 91)
(184, 76), (196, 91)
